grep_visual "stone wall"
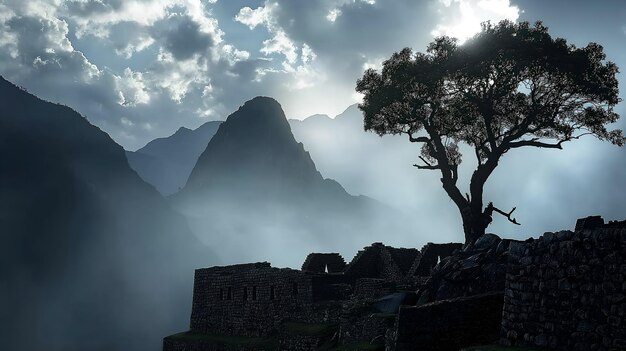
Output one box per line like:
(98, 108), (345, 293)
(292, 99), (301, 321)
(301, 253), (346, 273)
(408, 243), (463, 277)
(339, 303), (394, 345)
(501, 224), (626, 350)
(163, 337), (274, 351)
(190, 262), (318, 337)
(392, 292), (504, 351)
(344, 243), (418, 282)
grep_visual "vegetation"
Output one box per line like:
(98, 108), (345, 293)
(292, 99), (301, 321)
(282, 322), (338, 336)
(167, 331), (279, 349)
(462, 345), (546, 351)
(329, 341), (384, 351)
(357, 20), (624, 244)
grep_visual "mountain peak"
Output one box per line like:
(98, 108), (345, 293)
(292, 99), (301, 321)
(181, 96), (327, 198)
(227, 96), (288, 128)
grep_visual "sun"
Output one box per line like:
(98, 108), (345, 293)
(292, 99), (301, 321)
(431, 0), (520, 44)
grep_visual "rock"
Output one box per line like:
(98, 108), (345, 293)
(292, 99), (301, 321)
(474, 233), (502, 251)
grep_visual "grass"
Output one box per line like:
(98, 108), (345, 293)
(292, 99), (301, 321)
(282, 322), (338, 337)
(462, 345), (547, 351)
(328, 341), (384, 350)
(166, 331), (279, 349)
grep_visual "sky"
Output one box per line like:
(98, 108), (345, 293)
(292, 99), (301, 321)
(4, 0), (625, 151)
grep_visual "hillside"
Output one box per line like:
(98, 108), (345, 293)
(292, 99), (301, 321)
(172, 97), (407, 266)
(0, 77), (215, 351)
(126, 121), (221, 195)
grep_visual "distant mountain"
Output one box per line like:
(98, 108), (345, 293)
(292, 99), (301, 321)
(172, 97), (407, 266)
(289, 104), (427, 211)
(126, 121), (221, 195)
(0, 77), (215, 351)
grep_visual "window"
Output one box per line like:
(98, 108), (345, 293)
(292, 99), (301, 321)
(243, 287), (248, 301)
(226, 287), (232, 300)
(270, 285), (275, 300)
(219, 288), (224, 300)
(252, 286), (257, 300)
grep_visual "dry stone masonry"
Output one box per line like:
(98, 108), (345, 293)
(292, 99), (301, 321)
(502, 217), (626, 350)
(164, 216), (626, 351)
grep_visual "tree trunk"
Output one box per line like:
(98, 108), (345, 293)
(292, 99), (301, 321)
(460, 204), (490, 245)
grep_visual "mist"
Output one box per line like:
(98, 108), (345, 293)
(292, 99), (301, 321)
(289, 104), (626, 249)
(0, 77), (217, 351)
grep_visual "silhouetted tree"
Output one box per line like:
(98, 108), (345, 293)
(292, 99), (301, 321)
(356, 21), (624, 244)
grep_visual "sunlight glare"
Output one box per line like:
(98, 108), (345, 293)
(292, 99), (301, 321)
(432, 0), (520, 44)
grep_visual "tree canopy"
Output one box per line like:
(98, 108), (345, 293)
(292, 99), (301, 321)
(356, 20), (624, 244)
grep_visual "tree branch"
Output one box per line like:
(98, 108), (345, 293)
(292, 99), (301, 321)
(485, 202), (520, 225)
(508, 139), (565, 149)
(413, 164), (440, 170)
(508, 133), (594, 150)
(414, 156), (440, 170)
(409, 135), (430, 143)
(418, 156), (432, 166)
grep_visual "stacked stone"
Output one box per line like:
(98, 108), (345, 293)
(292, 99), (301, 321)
(278, 333), (326, 351)
(393, 292), (505, 351)
(339, 278), (396, 345)
(301, 253), (346, 273)
(339, 300), (391, 346)
(163, 337), (262, 351)
(190, 263), (314, 337)
(416, 234), (511, 303)
(502, 225), (626, 350)
(408, 243), (463, 277)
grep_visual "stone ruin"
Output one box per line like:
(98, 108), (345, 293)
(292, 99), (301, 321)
(163, 216), (626, 351)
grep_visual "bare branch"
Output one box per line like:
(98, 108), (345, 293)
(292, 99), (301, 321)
(409, 135), (430, 143)
(414, 156), (440, 170)
(413, 164), (440, 170)
(419, 156), (432, 166)
(508, 132), (594, 150)
(508, 139), (565, 149)
(486, 202), (521, 225)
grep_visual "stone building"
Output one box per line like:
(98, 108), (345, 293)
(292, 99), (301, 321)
(164, 242), (460, 350)
(190, 262), (323, 337)
(164, 216), (626, 351)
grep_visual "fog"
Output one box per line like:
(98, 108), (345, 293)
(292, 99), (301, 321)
(0, 77), (216, 351)
(289, 104), (626, 252)
(168, 97), (412, 269)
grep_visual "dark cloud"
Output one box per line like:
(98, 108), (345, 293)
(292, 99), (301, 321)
(64, 0), (125, 17)
(151, 13), (214, 60)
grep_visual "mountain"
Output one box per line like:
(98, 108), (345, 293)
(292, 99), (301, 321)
(172, 97), (407, 267)
(289, 104), (431, 215)
(289, 104), (626, 242)
(0, 77), (215, 351)
(126, 121), (221, 195)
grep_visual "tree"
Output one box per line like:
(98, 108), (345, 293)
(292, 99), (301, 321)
(356, 20), (624, 244)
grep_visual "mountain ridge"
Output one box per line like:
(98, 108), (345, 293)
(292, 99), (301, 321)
(171, 96), (406, 267)
(0, 76), (214, 351)
(126, 120), (221, 194)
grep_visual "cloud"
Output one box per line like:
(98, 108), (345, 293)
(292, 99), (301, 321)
(107, 21), (155, 58)
(431, 0), (520, 43)
(260, 30), (297, 64)
(116, 68), (150, 106)
(234, 4), (276, 30)
(0, 0), (278, 150)
(1, 0), (623, 157)
(151, 13), (215, 60)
